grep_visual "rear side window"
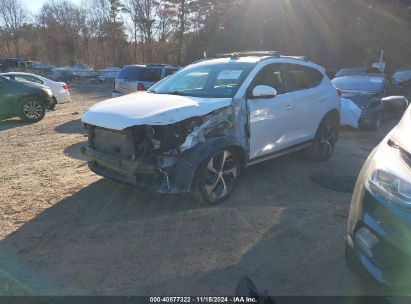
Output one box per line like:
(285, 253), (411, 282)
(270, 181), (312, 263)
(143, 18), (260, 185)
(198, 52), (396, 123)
(165, 68), (178, 77)
(286, 64), (323, 92)
(117, 66), (162, 82)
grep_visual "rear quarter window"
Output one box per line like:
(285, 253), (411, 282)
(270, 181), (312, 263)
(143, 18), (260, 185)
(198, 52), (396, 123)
(286, 64), (323, 92)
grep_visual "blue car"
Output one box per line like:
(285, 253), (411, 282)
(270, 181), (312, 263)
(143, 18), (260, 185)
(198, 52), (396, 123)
(346, 105), (411, 287)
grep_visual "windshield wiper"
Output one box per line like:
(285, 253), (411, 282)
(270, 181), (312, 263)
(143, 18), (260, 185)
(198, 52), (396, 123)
(154, 90), (188, 96)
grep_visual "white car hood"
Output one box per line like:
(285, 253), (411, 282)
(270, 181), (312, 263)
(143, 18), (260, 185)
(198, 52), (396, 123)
(81, 92), (232, 130)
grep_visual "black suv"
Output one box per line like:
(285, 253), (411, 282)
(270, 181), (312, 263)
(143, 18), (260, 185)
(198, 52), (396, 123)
(0, 75), (52, 123)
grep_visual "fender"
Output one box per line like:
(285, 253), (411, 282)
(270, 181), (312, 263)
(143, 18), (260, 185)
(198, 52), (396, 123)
(172, 136), (246, 192)
(382, 96), (409, 113)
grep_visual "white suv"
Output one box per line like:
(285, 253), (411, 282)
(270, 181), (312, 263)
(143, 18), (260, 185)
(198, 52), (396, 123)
(81, 51), (341, 204)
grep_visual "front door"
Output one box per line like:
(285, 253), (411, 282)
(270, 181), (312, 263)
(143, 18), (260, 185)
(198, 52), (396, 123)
(247, 63), (297, 159)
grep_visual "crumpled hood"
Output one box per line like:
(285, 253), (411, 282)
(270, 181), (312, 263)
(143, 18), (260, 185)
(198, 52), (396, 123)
(390, 106), (411, 154)
(81, 92), (232, 130)
(341, 92), (376, 108)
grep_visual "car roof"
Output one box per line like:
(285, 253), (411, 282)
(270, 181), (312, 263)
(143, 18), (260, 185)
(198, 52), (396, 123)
(189, 56), (325, 73)
(334, 73), (386, 79)
(123, 64), (179, 69)
(1, 71), (43, 77)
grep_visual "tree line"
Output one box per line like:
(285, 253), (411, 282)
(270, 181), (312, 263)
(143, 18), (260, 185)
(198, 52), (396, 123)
(0, 0), (411, 70)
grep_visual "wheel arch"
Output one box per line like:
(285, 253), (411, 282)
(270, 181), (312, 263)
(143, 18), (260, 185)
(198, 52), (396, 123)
(317, 108), (340, 138)
(173, 136), (247, 192)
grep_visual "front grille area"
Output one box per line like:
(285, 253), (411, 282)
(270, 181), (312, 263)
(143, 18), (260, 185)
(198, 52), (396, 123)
(90, 126), (136, 158)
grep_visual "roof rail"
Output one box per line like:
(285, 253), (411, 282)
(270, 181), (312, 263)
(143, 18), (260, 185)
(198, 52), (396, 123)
(146, 63), (180, 68)
(280, 55), (309, 62)
(216, 51), (279, 58)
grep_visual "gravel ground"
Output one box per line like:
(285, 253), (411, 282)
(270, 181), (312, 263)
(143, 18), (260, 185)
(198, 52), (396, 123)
(0, 83), (401, 296)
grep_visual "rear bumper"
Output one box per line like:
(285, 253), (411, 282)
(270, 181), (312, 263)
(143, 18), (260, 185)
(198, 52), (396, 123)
(55, 92), (70, 103)
(80, 145), (186, 193)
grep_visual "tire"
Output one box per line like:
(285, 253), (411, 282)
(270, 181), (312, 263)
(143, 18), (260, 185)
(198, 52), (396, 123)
(18, 97), (46, 122)
(48, 97), (57, 110)
(370, 112), (383, 130)
(308, 116), (338, 161)
(192, 148), (241, 205)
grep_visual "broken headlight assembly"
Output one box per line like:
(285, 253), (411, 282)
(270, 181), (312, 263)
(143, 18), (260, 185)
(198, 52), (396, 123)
(365, 140), (411, 208)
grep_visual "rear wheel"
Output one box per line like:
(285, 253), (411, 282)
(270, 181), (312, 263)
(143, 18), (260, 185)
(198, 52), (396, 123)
(193, 148), (241, 204)
(18, 97), (46, 122)
(309, 117), (338, 161)
(48, 97), (57, 110)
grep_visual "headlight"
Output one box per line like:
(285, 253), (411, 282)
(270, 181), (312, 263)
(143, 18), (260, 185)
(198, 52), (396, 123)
(365, 141), (411, 208)
(41, 88), (52, 97)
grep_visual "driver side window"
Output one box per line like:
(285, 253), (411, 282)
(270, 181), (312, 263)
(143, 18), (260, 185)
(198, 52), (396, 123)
(252, 64), (285, 94)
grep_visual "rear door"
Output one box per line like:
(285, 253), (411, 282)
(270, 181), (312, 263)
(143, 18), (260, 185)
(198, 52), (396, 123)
(283, 63), (327, 143)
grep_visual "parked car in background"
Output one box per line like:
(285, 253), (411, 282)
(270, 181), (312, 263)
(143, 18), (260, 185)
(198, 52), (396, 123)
(0, 75), (52, 122)
(346, 105), (411, 287)
(51, 68), (75, 83)
(1, 72), (70, 110)
(335, 67), (367, 78)
(82, 51), (341, 204)
(391, 69), (411, 100)
(112, 64), (180, 97)
(98, 67), (121, 82)
(332, 74), (408, 130)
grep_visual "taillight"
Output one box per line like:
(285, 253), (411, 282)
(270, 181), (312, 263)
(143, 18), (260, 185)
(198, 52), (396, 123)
(137, 83), (145, 91)
(336, 88), (342, 96)
(62, 84), (68, 90)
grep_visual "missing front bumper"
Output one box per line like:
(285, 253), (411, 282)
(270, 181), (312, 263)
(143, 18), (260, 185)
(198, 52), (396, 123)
(80, 145), (186, 193)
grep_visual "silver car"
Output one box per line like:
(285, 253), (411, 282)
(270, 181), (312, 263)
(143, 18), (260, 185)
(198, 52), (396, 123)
(112, 64), (180, 97)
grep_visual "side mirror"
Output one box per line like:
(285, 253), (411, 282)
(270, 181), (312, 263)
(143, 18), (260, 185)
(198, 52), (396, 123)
(252, 85), (277, 98)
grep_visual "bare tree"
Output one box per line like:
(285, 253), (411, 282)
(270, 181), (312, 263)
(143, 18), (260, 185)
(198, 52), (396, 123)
(0, 0), (27, 57)
(38, 0), (85, 65)
(124, 0), (142, 62)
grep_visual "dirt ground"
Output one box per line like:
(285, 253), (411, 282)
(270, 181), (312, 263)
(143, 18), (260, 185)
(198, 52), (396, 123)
(0, 83), (401, 296)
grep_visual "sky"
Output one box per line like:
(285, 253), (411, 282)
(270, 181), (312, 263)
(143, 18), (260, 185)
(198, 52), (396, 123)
(24, 0), (82, 14)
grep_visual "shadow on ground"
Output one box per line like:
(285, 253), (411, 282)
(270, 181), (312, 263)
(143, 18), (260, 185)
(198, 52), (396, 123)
(55, 119), (86, 134)
(64, 142), (88, 161)
(0, 119), (29, 132)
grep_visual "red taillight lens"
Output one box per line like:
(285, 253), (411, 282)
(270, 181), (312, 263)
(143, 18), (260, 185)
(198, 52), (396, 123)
(62, 84), (68, 90)
(137, 83), (145, 91)
(336, 88), (342, 96)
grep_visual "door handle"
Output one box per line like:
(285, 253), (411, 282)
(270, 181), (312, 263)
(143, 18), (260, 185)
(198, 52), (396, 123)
(284, 105), (295, 110)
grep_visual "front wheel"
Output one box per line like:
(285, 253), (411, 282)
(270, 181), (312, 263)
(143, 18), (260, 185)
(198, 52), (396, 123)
(193, 148), (241, 204)
(309, 117), (338, 161)
(18, 97), (46, 122)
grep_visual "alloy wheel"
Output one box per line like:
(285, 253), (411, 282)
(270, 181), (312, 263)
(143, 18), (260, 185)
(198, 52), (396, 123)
(23, 99), (43, 120)
(204, 150), (239, 200)
(319, 123), (336, 159)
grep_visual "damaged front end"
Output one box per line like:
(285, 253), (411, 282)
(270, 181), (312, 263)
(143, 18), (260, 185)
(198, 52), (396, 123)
(81, 107), (236, 193)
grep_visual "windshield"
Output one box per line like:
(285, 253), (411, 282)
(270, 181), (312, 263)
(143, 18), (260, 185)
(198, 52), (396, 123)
(149, 62), (255, 98)
(117, 66), (162, 82)
(332, 76), (384, 92)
